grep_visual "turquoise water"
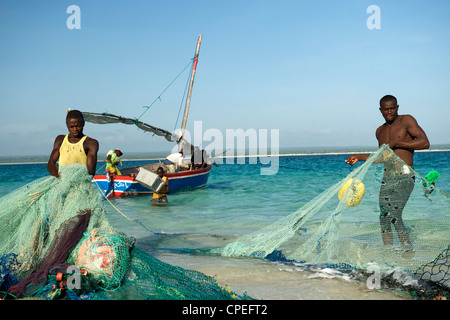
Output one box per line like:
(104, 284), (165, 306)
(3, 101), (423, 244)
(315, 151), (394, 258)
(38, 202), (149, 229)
(1, 150), (449, 299)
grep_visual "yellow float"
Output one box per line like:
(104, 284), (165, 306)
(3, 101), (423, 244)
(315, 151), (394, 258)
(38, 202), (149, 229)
(338, 178), (365, 207)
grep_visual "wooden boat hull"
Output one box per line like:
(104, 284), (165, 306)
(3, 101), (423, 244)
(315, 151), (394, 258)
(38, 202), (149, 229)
(92, 165), (212, 198)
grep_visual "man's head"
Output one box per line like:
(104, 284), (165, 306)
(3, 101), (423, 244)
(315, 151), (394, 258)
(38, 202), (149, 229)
(66, 110), (85, 138)
(156, 167), (164, 177)
(379, 95), (399, 124)
(114, 149), (123, 157)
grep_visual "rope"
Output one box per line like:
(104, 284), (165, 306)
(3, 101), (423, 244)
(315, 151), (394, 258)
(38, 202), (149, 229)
(174, 60), (193, 131)
(95, 162), (106, 174)
(92, 180), (162, 235)
(137, 59), (194, 121)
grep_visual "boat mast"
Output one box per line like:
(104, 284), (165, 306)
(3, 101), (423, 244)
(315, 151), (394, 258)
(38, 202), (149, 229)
(179, 34), (202, 145)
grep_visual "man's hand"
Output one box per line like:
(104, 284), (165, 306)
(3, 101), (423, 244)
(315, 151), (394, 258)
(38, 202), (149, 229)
(345, 155), (359, 166)
(345, 154), (369, 166)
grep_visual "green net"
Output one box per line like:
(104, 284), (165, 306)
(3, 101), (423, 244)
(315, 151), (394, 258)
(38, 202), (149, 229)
(0, 164), (248, 300)
(0, 164), (110, 280)
(219, 145), (450, 292)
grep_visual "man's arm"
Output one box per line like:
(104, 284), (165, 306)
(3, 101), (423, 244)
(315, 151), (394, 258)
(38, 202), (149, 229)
(85, 138), (99, 176)
(346, 123), (391, 166)
(47, 135), (64, 177)
(391, 115), (430, 151)
(165, 178), (170, 194)
(345, 154), (369, 166)
(160, 178), (170, 194)
(154, 178), (170, 194)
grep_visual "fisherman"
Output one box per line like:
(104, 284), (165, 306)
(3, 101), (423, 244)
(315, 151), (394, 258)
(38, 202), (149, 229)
(166, 149), (191, 171)
(47, 109), (99, 177)
(190, 147), (208, 170)
(151, 167), (170, 205)
(345, 95), (430, 246)
(106, 149), (123, 175)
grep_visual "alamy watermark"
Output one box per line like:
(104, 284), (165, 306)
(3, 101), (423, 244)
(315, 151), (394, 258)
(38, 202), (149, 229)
(63, 3), (380, 176)
(65, 265), (82, 290)
(367, 5), (381, 30)
(366, 263), (382, 289)
(366, 263), (419, 290)
(66, 5), (381, 31)
(66, 5), (81, 30)
(171, 121), (280, 175)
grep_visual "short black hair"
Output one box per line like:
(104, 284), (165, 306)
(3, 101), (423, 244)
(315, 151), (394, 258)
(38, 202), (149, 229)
(379, 95), (398, 106)
(66, 109), (84, 121)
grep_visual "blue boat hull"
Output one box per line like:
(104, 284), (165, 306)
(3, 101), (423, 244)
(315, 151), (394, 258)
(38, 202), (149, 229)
(92, 165), (212, 198)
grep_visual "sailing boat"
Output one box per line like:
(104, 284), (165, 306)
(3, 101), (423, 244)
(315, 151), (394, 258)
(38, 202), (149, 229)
(84, 35), (212, 198)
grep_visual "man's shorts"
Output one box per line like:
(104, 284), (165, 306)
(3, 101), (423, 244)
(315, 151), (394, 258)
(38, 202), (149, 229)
(379, 173), (415, 234)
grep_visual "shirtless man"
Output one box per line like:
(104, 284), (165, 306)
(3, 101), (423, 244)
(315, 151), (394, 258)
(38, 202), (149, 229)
(345, 95), (429, 246)
(47, 110), (99, 177)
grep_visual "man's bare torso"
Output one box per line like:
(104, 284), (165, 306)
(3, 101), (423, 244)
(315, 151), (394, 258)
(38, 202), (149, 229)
(376, 115), (415, 167)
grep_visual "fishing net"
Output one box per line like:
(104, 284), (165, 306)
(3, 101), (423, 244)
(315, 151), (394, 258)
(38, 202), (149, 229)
(0, 164), (247, 300)
(0, 164), (109, 280)
(220, 145), (450, 294)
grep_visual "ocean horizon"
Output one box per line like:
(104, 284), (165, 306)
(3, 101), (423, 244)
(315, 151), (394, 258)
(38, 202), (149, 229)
(1, 143), (450, 165)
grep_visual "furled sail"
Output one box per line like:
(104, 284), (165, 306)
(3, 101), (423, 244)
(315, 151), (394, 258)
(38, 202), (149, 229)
(82, 112), (176, 142)
(81, 112), (195, 153)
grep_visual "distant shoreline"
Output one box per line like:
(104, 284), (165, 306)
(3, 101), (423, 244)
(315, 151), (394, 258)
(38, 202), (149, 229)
(1, 148), (449, 165)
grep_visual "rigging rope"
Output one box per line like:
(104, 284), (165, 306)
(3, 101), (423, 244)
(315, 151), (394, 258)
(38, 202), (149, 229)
(174, 61), (194, 131)
(137, 59), (194, 121)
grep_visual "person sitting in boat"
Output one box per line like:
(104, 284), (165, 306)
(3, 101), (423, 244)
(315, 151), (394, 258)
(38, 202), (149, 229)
(190, 147), (207, 170)
(106, 149), (123, 175)
(151, 167), (170, 205)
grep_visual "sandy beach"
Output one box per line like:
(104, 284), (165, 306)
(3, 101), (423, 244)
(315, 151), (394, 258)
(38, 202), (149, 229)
(153, 251), (412, 300)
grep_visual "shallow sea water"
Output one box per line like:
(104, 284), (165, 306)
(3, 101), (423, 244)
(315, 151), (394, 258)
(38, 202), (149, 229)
(2, 150), (449, 300)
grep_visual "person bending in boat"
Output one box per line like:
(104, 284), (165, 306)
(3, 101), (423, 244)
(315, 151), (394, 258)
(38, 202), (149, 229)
(166, 149), (190, 171)
(345, 95), (429, 247)
(190, 147), (207, 170)
(106, 148), (123, 175)
(151, 167), (170, 205)
(47, 109), (99, 177)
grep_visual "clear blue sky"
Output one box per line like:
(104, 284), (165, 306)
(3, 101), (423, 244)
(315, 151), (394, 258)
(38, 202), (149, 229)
(1, 0), (449, 156)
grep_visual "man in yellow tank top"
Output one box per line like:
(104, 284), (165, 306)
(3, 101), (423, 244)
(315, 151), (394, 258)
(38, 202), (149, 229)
(151, 167), (170, 205)
(47, 110), (99, 177)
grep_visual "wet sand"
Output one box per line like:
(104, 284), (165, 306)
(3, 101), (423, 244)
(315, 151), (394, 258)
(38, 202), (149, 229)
(153, 251), (412, 300)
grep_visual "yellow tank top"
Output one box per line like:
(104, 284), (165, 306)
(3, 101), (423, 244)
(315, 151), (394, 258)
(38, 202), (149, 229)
(59, 134), (88, 167)
(152, 176), (168, 199)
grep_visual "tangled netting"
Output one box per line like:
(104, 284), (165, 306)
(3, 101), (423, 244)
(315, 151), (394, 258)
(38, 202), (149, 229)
(219, 145), (450, 296)
(0, 164), (248, 300)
